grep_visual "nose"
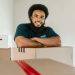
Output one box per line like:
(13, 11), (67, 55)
(36, 17), (42, 22)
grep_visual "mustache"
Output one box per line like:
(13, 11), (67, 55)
(35, 21), (43, 25)
(30, 20), (45, 26)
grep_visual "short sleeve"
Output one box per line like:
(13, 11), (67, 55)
(14, 24), (28, 40)
(46, 27), (59, 37)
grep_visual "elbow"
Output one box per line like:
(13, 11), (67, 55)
(52, 36), (61, 47)
(48, 37), (61, 47)
(50, 42), (61, 47)
(56, 38), (61, 47)
(15, 39), (26, 48)
(15, 36), (28, 48)
(56, 41), (61, 47)
(15, 41), (25, 48)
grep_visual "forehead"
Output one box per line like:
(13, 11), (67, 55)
(32, 10), (45, 15)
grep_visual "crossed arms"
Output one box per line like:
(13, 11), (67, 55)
(15, 36), (61, 48)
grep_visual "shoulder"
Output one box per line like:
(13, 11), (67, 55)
(17, 23), (30, 28)
(44, 26), (59, 36)
(16, 23), (31, 30)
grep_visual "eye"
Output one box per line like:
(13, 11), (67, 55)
(40, 15), (45, 19)
(34, 14), (38, 18)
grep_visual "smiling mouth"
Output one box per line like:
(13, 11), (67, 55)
(34, 23), (41, 27)
(36, 22), (41, 25)
(35, 21), (42, 25)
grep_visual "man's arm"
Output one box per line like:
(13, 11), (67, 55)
(15, 36), (44, 48)
(31, 36), (61, 47)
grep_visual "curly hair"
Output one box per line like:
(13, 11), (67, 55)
(28, 4), (49, 19)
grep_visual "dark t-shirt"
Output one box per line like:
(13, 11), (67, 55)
(14, 23), (59, 39)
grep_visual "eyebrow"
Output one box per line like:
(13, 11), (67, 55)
(34, 14), (45, 18)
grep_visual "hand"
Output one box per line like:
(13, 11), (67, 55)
(31, 37), (38, 41)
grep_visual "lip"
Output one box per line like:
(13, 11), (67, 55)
(36, 23), (41, 25)
(35, 22), (41, 25)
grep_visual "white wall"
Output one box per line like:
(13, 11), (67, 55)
(14, 0), (75, 66)
(0, 0), (14, 47)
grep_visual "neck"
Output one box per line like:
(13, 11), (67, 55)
(30, 22), (45, 33)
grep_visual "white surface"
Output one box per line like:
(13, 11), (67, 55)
(11, 47), (73, 65)
(36, 47), (73, 65)
(11, 48), (36, 60)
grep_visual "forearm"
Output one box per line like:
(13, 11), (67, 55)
(15, 36), (43, 48)
(32, 36), (61, 47)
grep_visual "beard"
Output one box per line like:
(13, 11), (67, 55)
(30, 20), (45, 33)
(34, 21), (44, 27)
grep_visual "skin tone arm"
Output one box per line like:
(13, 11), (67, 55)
(30, 10), (61, 47)
(31, 36), (61, 47)
(15, 36), (44, 48)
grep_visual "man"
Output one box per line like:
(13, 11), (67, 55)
(14, 4), (61, 48)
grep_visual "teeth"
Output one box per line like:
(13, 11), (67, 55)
(36, 22), (41, 25)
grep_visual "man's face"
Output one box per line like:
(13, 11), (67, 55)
(31, 10), (45, 27)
